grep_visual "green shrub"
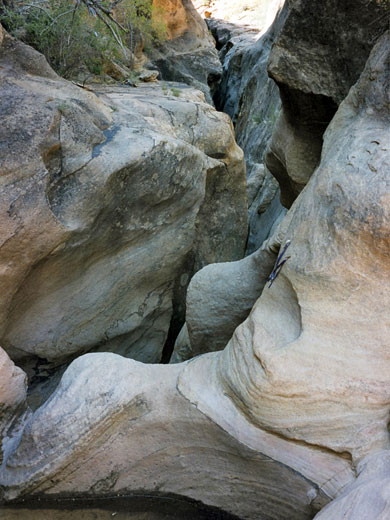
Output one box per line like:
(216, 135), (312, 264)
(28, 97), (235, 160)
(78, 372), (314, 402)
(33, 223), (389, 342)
(0, 1), (167, 78)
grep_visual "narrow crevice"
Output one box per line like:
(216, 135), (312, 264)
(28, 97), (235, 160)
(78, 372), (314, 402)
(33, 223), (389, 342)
(160, 253), (195, 364)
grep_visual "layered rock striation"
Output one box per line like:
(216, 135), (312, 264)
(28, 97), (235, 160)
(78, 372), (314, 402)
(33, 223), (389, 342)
(1, 18), (388, 520)
(1, 2), (389, 519)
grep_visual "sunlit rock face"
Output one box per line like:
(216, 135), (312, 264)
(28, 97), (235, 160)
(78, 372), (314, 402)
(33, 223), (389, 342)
(0, 29), (247, 368)
(266, 0), (389, 207)
(193, 0), (279, 28)
(182, 30), (390, 462)
(150, 0), (222, 101)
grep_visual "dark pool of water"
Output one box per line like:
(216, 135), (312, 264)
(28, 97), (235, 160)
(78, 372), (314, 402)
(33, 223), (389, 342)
(1, 494), (242, 520)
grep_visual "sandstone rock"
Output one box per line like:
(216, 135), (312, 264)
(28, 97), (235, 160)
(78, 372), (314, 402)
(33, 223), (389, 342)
(149, 0), (222, 102)
(0, 348), (27, 464)
(102, 60), (131, 82)
(209, 1), (287, 252)
(170, 322), (191, 363)
(313, 450), (390, 520)
(172, 237), (278, 362)
(0, 352), (351, 519)
(181, 30), (390, 463)
(0, 32), (247, 368)
(1, 30), (389, 520)
(315, 450), (390, 520)
(266, 0), (389, 207)
(138, 69), (160, 82)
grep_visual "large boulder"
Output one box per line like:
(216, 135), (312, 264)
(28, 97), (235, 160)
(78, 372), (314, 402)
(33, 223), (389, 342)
(149, 0), (222, 102)
(266, 0), (389, 207)
(171, 237), (278, 362)
(182, 29), (390, 463)
(0, 352), (351, 519)
(0, 30), (247, 369)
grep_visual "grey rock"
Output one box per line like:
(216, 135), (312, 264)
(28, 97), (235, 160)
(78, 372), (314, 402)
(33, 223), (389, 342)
(149, 0), (222, 103)
(314, 451), (390, 520)
(209, 1), (287, 252)
(0, 32), (247, 368)
(172, 237), (278, 362)
(0, 347), (27, 465)
(266, 0), (389, 207)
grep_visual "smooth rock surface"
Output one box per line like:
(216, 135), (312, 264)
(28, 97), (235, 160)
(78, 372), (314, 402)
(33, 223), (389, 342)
(0, 348), (27, 464)
(172, 238), (278, 362)
(0, 353), (349, 519)
(313, 451), (390, 520)
(181, 30), (390, 463)
(0, 32), (247, 367)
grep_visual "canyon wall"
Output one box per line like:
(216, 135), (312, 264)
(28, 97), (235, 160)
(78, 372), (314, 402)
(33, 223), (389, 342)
(0, 26), (247, 379)
(1, 1), (389, 519)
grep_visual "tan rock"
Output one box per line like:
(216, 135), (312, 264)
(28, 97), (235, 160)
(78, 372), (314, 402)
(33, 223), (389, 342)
(138, 69), (159, 82)
(102, 60), (131, 81)
(0, 347), (26, 464)
(181, 30), (390, 463)
(1, 30), (388, 520)
(149, 0), (222, 102)
(266, 0), (389, 207)
(314, 451), (390, 520)
(0, 33), (247, 367)
(0, 353), (348, 518)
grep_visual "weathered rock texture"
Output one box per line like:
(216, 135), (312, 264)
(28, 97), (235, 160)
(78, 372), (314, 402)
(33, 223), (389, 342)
(166, 380), (390, 520)
(0, 353), (350, 519)
(266, 0), (389, 207)
(1, 22), (388, 520)
(313, 450), (390, 520)
(0, 348), (26, 464)
(182, 0), (390, 362)
(208, 0), (287, 253)
(149, 0), (222, 102)
(0, 29), (247, 368)
(171, 238), (277, 362)
(182, 29), (390, 463)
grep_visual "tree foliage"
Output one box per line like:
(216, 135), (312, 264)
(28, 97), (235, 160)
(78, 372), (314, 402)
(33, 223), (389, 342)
(0, 0), (167, 77)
